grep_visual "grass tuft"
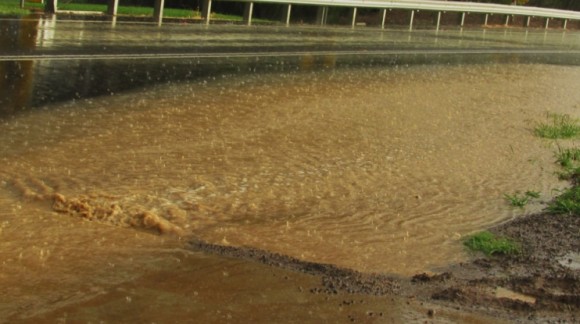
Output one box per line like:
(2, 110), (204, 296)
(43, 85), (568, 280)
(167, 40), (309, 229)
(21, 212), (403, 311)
(534, 113), (580, 139)
(547, 186), (580, 216)
(504, 193), (529, 207)
(464, 231), (520, 256)
(504, 191), (540, 208)
(556, 147), (580, 168)
(524, 190), (541, 199)
(553, 147), (580, 182)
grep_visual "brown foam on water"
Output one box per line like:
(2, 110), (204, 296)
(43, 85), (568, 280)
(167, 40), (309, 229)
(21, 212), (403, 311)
(8, 176), (185, 235)
(52, 193), (183, 235)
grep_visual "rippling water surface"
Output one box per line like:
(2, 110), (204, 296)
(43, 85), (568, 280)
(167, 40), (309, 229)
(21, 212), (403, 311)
(2, 62), (578, 274)
(2, 17), (580, 320)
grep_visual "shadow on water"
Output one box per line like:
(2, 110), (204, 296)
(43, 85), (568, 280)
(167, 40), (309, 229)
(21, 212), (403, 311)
(1, 16), (580, 118)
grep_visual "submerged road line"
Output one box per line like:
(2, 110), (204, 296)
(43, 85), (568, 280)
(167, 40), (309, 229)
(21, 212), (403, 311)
(1, 48), (579, 61)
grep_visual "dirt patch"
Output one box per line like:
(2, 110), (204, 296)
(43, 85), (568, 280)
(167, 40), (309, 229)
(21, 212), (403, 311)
(191, 210), (580, 322)
(405, 210), (580, 321)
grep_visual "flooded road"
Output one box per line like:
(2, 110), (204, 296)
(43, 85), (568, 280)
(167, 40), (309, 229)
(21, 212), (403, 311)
(2, 63), (577, 274)
(1, 16), (580, 321)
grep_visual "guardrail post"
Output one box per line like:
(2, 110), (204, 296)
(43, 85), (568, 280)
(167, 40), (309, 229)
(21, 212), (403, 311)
(381, 9), (387, 29)
(201, 0), (212, 25)
(282, 4), (291, 26)
(316, 6), (328, 26)
(484, 13), (488, 26)
(350, 8), (357, 28)
(409, 10), (414, 31)
(436, 11), (441, 31)
(525, 16), (531, 28)
(107, 0), (119, 16)
(44, 0), (57, 13)
(460, 12), (465, 27)
(153, 0), (164, 26)
(544, 17), (550, 29)
(243, 2), (254, 26)
(563, 19), (568, 29)
(504, 15), (509, 27)
(20, 0), (25, 9)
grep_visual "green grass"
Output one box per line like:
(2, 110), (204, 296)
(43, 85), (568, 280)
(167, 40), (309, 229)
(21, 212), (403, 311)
(0, 0), (31, 15)
(548, 143), (580, 214)
(464, 231), (520, 256)
(556, 147), (580, 168)
(2, 1), (252, 21)
(504, 191), (540, 207)
(534, 113), (580, 139)
(23, 2), (201, 18)
(553, 147), (580, 181)
(524, 190), (541, 199)
(547, 186), (580, 215)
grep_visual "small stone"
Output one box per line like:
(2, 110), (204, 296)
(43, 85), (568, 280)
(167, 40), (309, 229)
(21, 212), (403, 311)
(427, 309), (435, 317)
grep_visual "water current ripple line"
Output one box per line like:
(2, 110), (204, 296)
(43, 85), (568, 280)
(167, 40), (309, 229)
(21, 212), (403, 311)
(1, 48), (579, 61)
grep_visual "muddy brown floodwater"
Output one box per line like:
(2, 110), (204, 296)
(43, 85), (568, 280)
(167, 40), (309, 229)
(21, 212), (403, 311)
(1, 63), (579, 322)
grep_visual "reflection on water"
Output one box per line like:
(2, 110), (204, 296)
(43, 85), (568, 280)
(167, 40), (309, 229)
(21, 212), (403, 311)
(1, 17), (580, 116)
(1, 16), (580, 320)
(0, 17), (38, 115)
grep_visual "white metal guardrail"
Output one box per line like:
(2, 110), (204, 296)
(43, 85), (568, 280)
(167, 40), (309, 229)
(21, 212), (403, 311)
(202, 0), (580, 28)
(46, 0), (580, 28)
(238, 0), (580, 20)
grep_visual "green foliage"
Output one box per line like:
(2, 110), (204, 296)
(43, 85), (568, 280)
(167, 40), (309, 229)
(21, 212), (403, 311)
(549, 144), (580, 214)
(504, 191), (540, 207)
(547, 186), (580, 215)
(464, 231), (520, 256)
(534, 113), (580, 139)
(0, 0), (30, 15)
(528, 0), (580, 11)
(0, 1), (226, 19)
(556, 147), (580, 168)
(504, 193), (529, 207)
(524, 190), (541, 199)
(59, 3), (106, 12)
(553, 147), (580, 181)
(557, 166), (580, 181)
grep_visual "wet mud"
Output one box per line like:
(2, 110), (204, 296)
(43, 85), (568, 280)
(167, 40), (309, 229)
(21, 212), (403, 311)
(190, 240), (401, 297)
(410, 210), (580, 322)
(190, 208), (580, 322)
